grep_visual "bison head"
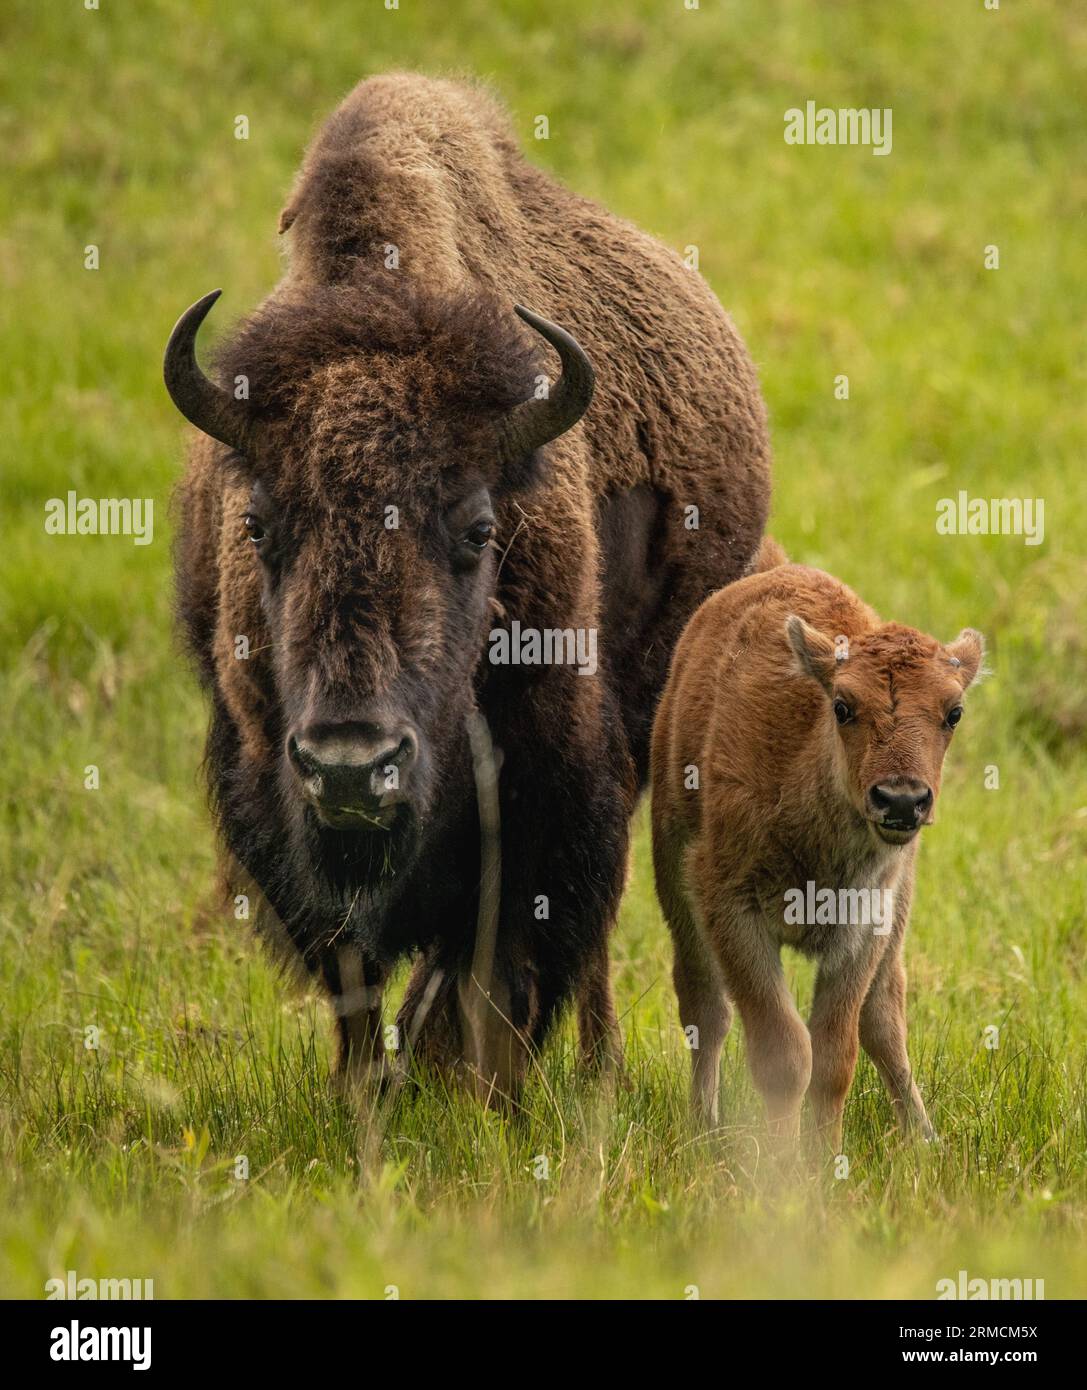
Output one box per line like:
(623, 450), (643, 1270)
(165, 281), (593, 892)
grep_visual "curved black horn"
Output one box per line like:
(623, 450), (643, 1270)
(163, 289), (251, 453)
(502, 305), (595, 459)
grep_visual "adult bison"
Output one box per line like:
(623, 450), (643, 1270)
(166, 73), (771, 1099)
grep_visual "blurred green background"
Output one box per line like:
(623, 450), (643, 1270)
(1, 0), (1084, 1298)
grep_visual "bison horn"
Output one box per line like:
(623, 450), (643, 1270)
(163, 289), (252, 454)
(502, 305), (595, 459)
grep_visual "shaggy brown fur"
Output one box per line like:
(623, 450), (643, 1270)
(172, 73), (772, 1099)
(651, 547), (984, 1147)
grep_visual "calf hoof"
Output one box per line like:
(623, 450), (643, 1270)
(900, 1108), (937, 1145)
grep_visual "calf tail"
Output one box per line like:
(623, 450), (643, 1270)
(749, 534), (788, 574)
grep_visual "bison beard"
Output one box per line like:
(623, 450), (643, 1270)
(169, 73), (772, 1102)
(206, 686), (470, 965)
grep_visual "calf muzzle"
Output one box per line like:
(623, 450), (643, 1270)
(867, 780), (933, 835)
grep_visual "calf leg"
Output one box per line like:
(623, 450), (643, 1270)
(653, 825), (731, 1124)
(673, 921), (732, 1127)
(858, 864), (933, 1139)
(706, 908), (811, 1140)
(807, 942), (882, 1152)
(859, 947), (933, 1140)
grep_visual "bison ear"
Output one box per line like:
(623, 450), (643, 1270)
(785, 615), (838, 693)
(945, 628), (986, 688)
(278, 190), (301, 234)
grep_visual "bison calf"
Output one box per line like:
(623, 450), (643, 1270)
(650, 547), (984, 1148)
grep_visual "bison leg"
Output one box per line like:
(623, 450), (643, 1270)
(398, 947), (462, 1071)
(403, 926), (618, 1104)
(447, 789), (627, 1101)
(456, 962), (531, 1107)
(322, 946), (389, 1095)
(576, 930), (624, 1076)
(519, 805), (629, 1086)
(396, 946), (535, 1107)
(397, 688), (632, 1102)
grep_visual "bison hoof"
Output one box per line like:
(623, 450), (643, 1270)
(333, 1052), (396, 1104)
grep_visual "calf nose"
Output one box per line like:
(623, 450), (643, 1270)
(287, 721), (418, 822)
(868, 781), (933, 829)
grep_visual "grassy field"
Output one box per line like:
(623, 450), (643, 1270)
(1, 0), (1085, 1299)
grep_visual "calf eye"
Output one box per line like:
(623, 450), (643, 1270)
(833, 698), (853, 726)
(946, 705), (963, 729)
(243, 514), (267, 545)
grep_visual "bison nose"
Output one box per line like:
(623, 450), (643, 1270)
(287, 722), (418, 825)
(868, 781), (934, 830)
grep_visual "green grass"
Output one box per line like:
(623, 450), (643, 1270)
(2, 0), (1085, 1298)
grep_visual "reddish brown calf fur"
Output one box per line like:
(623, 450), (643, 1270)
(651, 541), (984, 1148)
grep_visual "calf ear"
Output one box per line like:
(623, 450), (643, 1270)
(945, 628), (986, 687)
(785, 615), (838, 693)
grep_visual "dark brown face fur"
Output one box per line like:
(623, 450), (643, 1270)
(214, 278), (544, 875)
(788, 618), (985, 845)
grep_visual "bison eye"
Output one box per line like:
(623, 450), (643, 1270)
(833, 698), (854, 726)
(461, 519), (495, 553)
(946, 705), (963, 729)
(243, 513), (267, 545)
